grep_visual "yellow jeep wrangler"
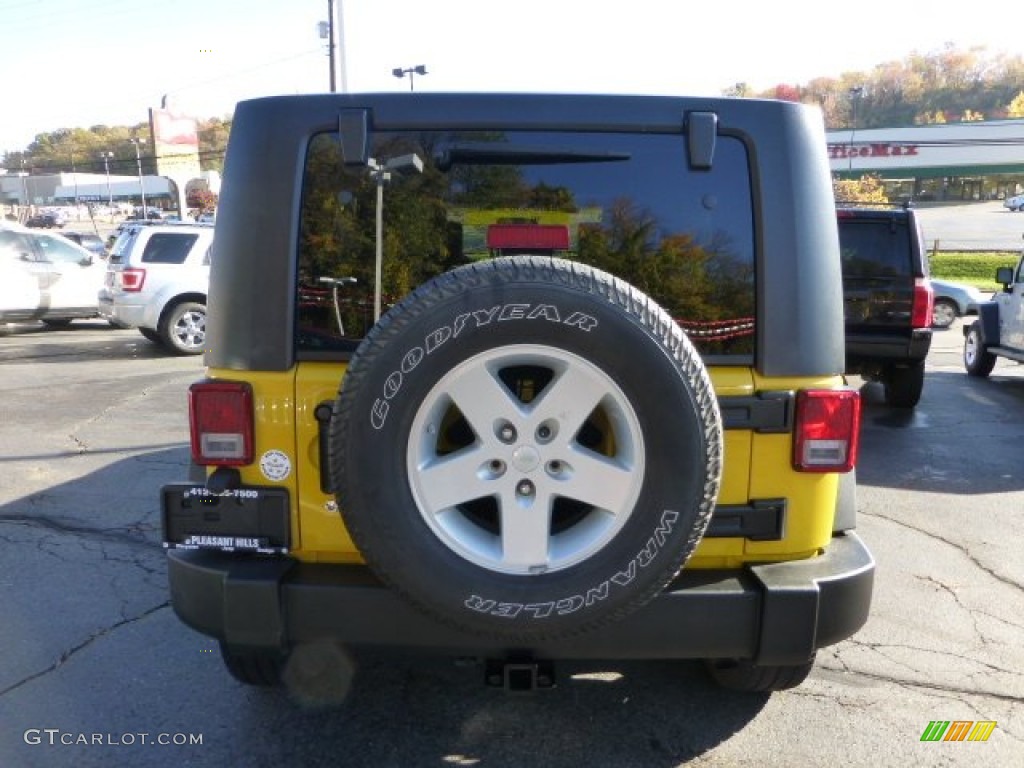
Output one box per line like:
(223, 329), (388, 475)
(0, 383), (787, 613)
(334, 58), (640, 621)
(163, 93), (872, 695)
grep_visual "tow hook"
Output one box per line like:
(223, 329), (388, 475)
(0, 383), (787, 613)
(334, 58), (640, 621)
(485, 658), (556, 692)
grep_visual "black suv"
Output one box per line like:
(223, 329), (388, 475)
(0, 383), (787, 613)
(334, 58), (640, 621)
(162, 93), (872, 697)
(837, 204), (934, 408)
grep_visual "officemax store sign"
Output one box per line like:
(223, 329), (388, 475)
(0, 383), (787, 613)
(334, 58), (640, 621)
(828, 143), (919, 160)
(826, 119), (1024, 175)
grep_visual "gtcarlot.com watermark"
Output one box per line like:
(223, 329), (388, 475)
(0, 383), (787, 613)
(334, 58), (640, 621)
(24, 729), (203, 747)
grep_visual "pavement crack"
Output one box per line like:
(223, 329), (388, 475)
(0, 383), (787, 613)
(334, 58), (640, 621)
(852, 637), (1021, 678)
(817, 659), (1024, 705)
(913, 574), (1012, 646)
(0, 602), (171, 698)
(0, 514), (158, 550)
(862, 510), (1023, 592)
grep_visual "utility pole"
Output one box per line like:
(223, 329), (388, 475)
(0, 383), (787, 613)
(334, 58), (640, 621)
(327, 0), (336, 92)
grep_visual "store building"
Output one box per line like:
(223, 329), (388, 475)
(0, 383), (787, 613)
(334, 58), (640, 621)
(828, 118), (1024, 201)
(0, 171), (174, 208)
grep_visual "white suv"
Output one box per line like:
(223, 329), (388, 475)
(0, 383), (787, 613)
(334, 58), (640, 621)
(98, 223), (213, 354)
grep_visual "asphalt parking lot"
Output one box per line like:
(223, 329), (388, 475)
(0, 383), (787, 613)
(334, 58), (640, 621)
(0, 319), (1021, 767)
(913, 200), (1024, 251)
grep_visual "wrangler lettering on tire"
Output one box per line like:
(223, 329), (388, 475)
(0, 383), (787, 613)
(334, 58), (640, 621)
(330, 256), (723, 642)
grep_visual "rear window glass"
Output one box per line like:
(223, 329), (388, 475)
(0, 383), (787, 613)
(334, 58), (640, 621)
(297, 129), (756, 359)
(108, 228), (139, 264)
(141, 233), (199, 264)
(838, 218), (913, 278)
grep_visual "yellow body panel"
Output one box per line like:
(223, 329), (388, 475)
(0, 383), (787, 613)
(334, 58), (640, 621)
(211, 368), (303, 549)
(690, 371), (847, 568)
(292, 362), (361, 562)
(205, 364), (848, 568)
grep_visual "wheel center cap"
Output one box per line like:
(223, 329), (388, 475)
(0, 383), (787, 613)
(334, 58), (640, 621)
(511, 445), (541, 473)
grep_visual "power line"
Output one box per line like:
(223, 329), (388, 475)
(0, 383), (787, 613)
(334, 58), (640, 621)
(161, 47), (324, 98)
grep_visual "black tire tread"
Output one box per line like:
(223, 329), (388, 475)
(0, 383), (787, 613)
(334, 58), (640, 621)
(219, 642), (284, 687)
(964, 323), (997, 378)
(884, 360), (925, 408)
(705, 656), (815, 692)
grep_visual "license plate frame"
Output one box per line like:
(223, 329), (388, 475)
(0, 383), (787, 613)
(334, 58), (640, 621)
(161, 484), (290, 554)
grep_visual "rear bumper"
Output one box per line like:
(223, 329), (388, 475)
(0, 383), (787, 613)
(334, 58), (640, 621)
(98, 298), (148, 328)
(845, 329), (932, 371)
(167, 532), (874, 666)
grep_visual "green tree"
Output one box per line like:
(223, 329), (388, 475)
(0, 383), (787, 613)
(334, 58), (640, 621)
(197, 117), (232, 172)
(3, 116), (232, 176)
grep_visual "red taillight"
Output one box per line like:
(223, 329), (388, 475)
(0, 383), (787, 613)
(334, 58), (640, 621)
(911, 277), (934, 329)
(793, 389), (860, 473)
(188, 381), (253, 466)
(120, 268), (146, 292)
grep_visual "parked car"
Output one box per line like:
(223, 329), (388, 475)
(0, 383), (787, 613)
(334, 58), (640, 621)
(162, 92), (872, 697)
(0, 223), (107, 325)
(25, 212), (67, 229)
(930, 278), (985, 329)
(128, 207), (165, 221)
(60, 231), (108, 259)
(837, 203), (934, 408)
(105, 219), (160, 250)
(1003, 194), (1024, 212)
(98, 222), (213, 354)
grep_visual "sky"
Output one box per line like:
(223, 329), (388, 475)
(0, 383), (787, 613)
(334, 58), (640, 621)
(1, 0), (1021, 156)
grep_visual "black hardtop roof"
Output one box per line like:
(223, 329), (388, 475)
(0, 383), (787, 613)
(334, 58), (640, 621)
(231, 91), (808, 133)
(208, 91), (845, 376)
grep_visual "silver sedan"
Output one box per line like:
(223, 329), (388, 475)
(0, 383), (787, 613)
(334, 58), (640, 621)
(930, 278), (987, 329)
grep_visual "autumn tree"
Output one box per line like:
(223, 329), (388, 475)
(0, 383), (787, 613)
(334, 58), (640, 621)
(730, 44), (1024, 130)
(188, 188), (219, 212)
(833, 174), (889, 204)
(1008, 91), (1024, 118)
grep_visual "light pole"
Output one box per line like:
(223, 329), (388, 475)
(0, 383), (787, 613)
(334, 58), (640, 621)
(69, 146), (79, 207)
(99, 152), (114, 206)
(368, 153), (424, 321)
(848, 86), (864, 173)
(372, 160), (387, 321)
(19, 157), (29, 209)
(130, 139), (147, 215)
(392, 65), (427, 91)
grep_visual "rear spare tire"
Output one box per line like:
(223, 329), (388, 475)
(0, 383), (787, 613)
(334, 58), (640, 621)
(330, 256), (723, 642)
